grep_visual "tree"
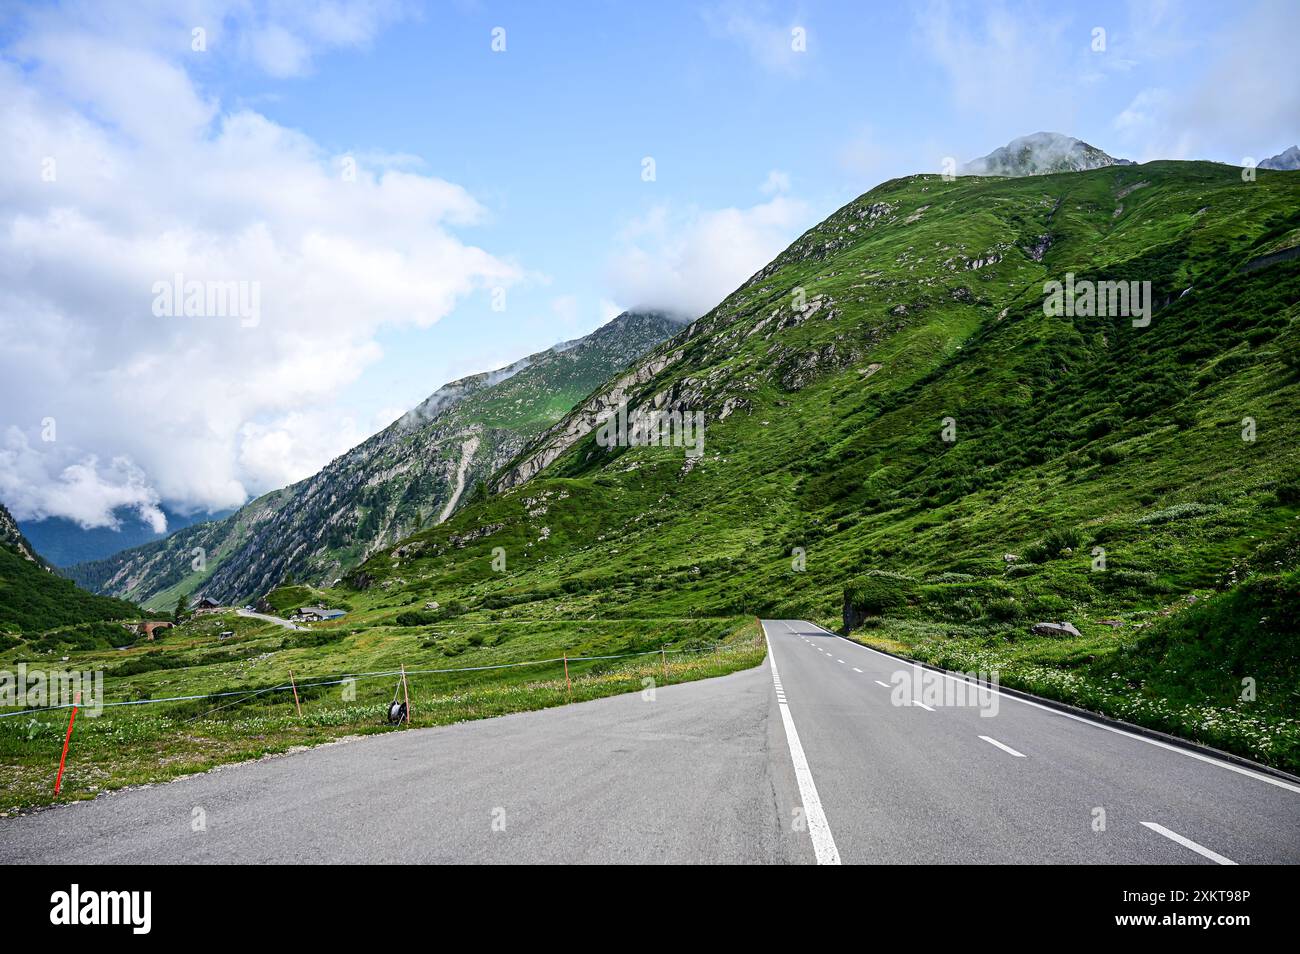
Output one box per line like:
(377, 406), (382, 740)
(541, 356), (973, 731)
(173, 593), (189, 623)
(470, 480), (489, 506)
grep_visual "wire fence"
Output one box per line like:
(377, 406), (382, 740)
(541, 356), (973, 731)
(0, 642), (755, 722)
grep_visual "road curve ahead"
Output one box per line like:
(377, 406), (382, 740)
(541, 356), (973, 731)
(1, 619), (1295, 864)
(761, 619), (1300, 864)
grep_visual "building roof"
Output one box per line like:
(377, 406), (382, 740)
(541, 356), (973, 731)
(299, 605), (345, 618)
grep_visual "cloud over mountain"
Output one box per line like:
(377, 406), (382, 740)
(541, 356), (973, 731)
(0, 2), (518, 528)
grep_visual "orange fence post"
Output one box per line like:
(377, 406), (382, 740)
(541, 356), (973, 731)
(54, 691), (81, 796)
(563, 654), (571, 694)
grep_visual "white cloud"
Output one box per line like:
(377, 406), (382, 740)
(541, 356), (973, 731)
(599, 298), (625, 323)
(1108, 2), (1300, 161)
(760, 170), (791, 195)
(0, 4), (519, 527)
(914, 0), (1299, 165)
(0, 428), (166, 532)
(237, 411), (370, 492)
(606, 193), (812, 319)
(913, 1), (1076, 130)
(705, 5), (808, 75)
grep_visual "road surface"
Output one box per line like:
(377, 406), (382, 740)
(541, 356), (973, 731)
(236, 608), (305, 631)
(1, 620), (1295, 863)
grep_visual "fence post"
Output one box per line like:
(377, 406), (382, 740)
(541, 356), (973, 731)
(563, 654), (571, 695)
(54, 691), (81, 796)
(289, 669), (303, 718)
(401, 664), (411, 724)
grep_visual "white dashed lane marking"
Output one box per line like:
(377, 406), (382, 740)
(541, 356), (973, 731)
(1140, 822), (1236, 865)
(979, 736), (1026, 758)
(778, 620), (1250, 866)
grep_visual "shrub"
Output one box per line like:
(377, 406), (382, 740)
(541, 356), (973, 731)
(1276, 479), (1300, 507)
(1024, 526), (1084, 563)
(1098, 446), (1124, 466)
(843, 571), (918, 629)
(395, 610), (437, 626)
(984, 597), (1023, 622)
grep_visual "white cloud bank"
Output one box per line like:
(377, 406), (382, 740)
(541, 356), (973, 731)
(606, 179), (812, 320)
(0, 2), (519, 529)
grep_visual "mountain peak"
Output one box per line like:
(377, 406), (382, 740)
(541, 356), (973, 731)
(1259, 145), (1300, 170)
(963, 132), (1133, 177)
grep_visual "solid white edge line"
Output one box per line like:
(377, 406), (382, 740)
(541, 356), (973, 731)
(979, 735), (1026, 758)
(1141, 822), (1237, 865)
(764, 623), (841, 865)
(797, 621), (1300, 796)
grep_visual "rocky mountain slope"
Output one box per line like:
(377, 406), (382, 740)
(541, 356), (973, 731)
(67, 311), (681, 607)
(0, 501), (43, 566)
(963, 132), (1133, 176)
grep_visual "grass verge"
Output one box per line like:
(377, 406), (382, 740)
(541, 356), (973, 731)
(0, 618), (764, 813)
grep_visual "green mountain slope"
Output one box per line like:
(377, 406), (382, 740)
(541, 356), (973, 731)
(67, 311), (681, 608)
(0, 502), (141, 638)
(316, 159), (1300, 764)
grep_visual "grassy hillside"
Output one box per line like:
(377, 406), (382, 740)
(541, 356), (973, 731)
(5, 161), (1297, 809)
(0, 503), (144, 646)
(324, 160), (1300, 767)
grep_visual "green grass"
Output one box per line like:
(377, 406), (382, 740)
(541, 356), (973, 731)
(0, 612), (762, 810)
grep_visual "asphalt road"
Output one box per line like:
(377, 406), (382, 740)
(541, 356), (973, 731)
(236, 608), (305, 630)
(759, 619), (1300, 864)
(1, 619), (1296, 864)
(0, 655), (811, 864)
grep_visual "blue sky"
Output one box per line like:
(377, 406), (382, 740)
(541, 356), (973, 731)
(217, 0), (1297, 416)
(1, 0), (1296, 529)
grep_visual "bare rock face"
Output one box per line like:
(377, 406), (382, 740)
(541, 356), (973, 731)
(1031, 621), (1083, 638)
(0, 502), (43, 564)
(1259, 146), (1300, 171)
